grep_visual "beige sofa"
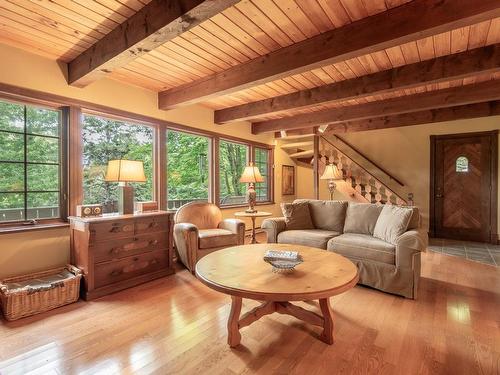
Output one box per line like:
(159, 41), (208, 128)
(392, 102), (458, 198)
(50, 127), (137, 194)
(261, 200), (427, 299)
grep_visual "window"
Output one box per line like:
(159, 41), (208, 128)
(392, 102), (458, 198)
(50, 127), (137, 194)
(82, 114), (154, 213)
(0, 100), (62, 223)
(219, 140), (248, 206)
(456, 156), (469, 173)
(167, 130), (210, 210)
(255, 147), (270, 202)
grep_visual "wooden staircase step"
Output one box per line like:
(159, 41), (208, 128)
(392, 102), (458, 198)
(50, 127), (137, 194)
(280, 141), (314, 150)
(289, 150), (314, 158)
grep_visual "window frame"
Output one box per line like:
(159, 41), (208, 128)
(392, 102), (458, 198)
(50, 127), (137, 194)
(218, 138), (250, 207)
(165, 128), (211, 210)
(217, 137), (274, 208)
(253, 146), (273, 203)
(80, 111), (159, 214)
(0, 97), (68, 228)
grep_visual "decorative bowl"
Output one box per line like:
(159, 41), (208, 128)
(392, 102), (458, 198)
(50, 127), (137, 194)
(264, 255), (303, 273)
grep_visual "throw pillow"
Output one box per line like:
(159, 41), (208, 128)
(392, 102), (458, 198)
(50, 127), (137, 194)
(295, 199), (347, 232)
(373, 205), (413, 245)
(281, 201), (314, 230)
(343, 202), (383, 235)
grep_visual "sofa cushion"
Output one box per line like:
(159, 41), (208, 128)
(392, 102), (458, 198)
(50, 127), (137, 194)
(294, 199), (347, 232)
(328, 233), (396, 265)
(198, 229), (238, 249)
(373, 205), (413, 245)
(278, 229), (340, 249)
(407, 206), (421, 230)
(343, 202), (383, 235)
(281, 201), (314, 230)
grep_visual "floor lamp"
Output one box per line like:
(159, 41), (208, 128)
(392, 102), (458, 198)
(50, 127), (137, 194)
(320, 164), (343, 200)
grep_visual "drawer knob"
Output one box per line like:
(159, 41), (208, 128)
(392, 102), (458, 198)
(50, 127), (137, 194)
(149, 239), (159, 246)
(110, 247), (120, 255)
(110, 270), (122, 277)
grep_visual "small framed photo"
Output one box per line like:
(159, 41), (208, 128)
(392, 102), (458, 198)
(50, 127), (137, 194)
(282, 165), (295, 196)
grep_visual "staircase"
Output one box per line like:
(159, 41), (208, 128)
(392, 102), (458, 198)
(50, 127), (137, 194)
(280, 134), (413, 206)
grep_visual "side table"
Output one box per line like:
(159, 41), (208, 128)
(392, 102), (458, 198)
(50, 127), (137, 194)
(234, 211), (272, 244)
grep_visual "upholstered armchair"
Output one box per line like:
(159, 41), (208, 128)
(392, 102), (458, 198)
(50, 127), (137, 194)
(173, 201), (245, 273)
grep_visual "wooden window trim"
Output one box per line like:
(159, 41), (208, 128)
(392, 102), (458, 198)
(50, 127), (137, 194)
(0, 221), (69, 235)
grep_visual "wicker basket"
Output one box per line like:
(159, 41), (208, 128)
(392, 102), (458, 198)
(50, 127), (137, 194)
(0, 264), (82, 321)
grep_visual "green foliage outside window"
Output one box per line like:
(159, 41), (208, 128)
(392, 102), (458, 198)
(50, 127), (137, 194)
(0, 100), (61, 222)
(167, 130), (209, 208)
(219, 140), (248, 205)
(255, 148), (269, 201)
(82, 115), (153, 213)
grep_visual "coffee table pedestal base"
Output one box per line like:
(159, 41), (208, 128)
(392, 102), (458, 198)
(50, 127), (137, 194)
(227, 296), (334, 347)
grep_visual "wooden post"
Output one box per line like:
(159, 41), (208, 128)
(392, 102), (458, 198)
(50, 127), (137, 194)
(313, 134), (319, 199)
(67, 106), (82, 217)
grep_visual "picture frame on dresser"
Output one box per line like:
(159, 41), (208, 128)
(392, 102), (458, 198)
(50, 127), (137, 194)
(69, 211), (175, 300)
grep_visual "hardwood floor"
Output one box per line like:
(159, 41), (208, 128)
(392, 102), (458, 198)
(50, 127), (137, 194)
(1, 237), (499, 374)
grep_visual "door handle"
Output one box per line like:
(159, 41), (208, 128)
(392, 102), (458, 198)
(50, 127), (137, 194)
(436, 194), (444, 198)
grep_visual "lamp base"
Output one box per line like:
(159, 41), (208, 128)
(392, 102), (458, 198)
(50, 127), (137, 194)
(246, 183), (257, 213)
(328, 180), (336, 201)
(118, 184), (134, 215)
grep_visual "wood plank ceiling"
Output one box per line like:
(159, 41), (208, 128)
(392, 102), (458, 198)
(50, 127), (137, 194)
(0, 0), (499, 135)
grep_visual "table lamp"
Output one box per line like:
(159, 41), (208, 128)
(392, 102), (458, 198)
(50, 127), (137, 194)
(239, 163), (264, 213)
(320, 163), (343, 200)
(105, 159), (146, 215)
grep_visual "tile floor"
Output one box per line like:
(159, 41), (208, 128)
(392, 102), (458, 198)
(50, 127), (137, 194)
(428, 238), (500, 266)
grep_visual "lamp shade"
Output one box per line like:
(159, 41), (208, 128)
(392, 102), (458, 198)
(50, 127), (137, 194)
(320, 164), (343, 180)
(239, 164), (264, 183)
(105, 160), (146, 183)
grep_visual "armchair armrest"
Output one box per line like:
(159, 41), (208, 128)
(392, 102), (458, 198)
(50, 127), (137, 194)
(219, 219), (245, 244)
(174, 223), (199, 272)
(261, 217), (287, 243)
(395, 229), (428, 268)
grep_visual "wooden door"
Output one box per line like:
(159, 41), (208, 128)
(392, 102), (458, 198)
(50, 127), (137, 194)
(430, 130), (498, 243)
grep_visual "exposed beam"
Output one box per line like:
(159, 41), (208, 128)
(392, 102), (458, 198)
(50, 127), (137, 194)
(323, 101), (500, 134)
(158, 0), (500, 109)
(280, 141), (314, 149)
(252, 80), (500, 134)
(274, 101), (500, 137)
(275, 128), (317, 139)
(288, 150), (314, 158)
(215, 44), (500, 123)
(68, 0), (239, 87)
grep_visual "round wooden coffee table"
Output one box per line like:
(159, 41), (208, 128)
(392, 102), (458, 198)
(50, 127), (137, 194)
(195, 243), (359, 347)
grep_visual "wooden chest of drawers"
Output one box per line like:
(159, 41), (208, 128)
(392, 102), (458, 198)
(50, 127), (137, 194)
(69, 211), (174, 300)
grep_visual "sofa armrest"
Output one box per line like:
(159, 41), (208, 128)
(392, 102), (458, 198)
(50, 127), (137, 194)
(174, 223), (199, 272)
(219, 219), (245, 244)
(395, 229), (428, 268)
(261, 217), (287, 243)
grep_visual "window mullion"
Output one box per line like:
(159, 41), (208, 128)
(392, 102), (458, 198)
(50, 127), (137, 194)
(23, 105), (27, 221)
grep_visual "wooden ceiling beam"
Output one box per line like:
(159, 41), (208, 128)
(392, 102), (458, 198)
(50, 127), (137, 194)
(321, 101), (500, 134)
(252, 80), (500, 134)
(68, 0), (239, 87)
(158, 0), (500, 109)
(274, 127), (318, 139)
(215, 44), (500, 123)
